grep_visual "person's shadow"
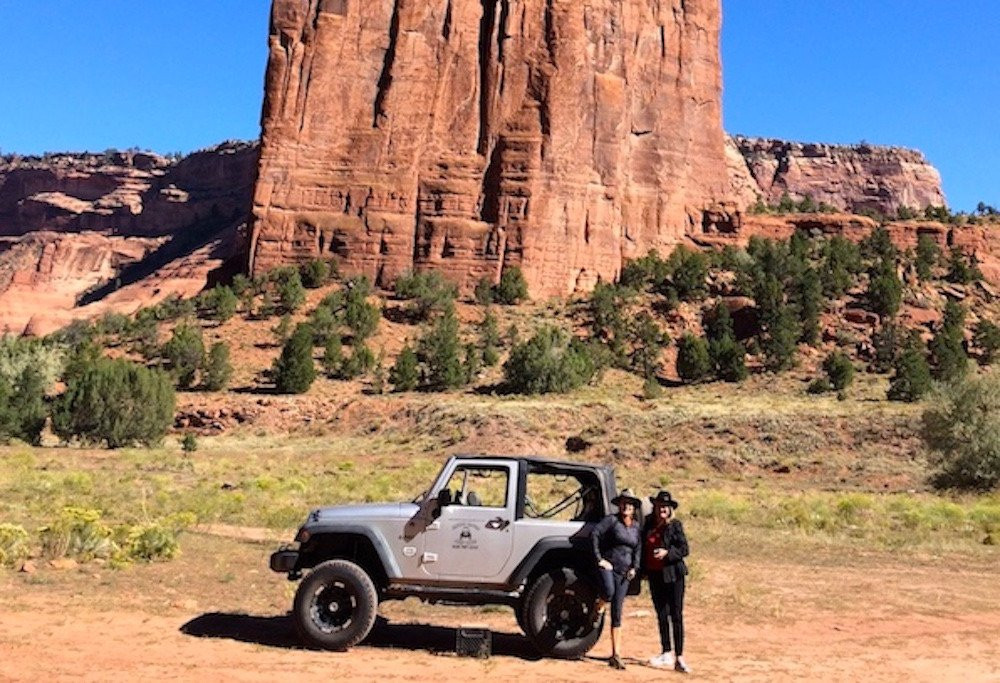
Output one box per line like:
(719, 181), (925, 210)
(179, 613), (544, 660)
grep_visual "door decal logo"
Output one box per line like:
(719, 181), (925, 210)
(451, 523), (479, 550)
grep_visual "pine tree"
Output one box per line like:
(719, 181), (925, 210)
(390, 344), (419, 392)
(479, 309), (501, 367)
(974, 320), (1000, 365)
(872, 322), (901, 374)
(794, 265), (823, 345)
(202, 342), (233, 391)
(322, 335), (343, 377)
(418, 307), (465, 390)
(676, 333), (711, 383)
(162, 323), (205, 390)
(915, 235), (941, 281)
(762, 302), (800, 372)
(629, 312), (667, 379)
(496, 266), (529, 305)
(277, 269), (306, 313)
(867, 256), (903, 319)
(273, 324), (316, 394)
(822, 351), (855, 391)
(929, 300), (968, 381)
(888, 333), (933, 402)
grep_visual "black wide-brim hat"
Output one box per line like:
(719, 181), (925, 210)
(611, 489), (642, 508)
(650, 490), (679, 509)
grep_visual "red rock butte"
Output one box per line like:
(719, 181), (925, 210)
(249, 0), (732, 296)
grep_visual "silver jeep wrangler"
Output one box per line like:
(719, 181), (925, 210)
(270, 455), (624, 658)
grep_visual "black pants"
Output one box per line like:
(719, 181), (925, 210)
(597, 567), (630, 628)
(649, 573), (684, 655)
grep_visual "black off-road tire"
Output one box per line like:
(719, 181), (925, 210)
(520, 567), (604, 659)
(293, 559), (378, 651)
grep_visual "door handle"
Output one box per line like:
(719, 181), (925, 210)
(485, 517), (509, 531)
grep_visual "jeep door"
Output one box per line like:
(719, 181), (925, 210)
(421, 460), (516, 580)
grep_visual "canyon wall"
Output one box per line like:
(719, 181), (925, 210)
(249, 0), (731, 296)
(727, 136), (947, 216)
(0, 142), (258, 335)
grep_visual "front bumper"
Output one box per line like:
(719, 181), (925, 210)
(269, 548), (300, 573)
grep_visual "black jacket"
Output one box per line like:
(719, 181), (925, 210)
(591, 514), (642, 574)
(642, 518), (689, 583)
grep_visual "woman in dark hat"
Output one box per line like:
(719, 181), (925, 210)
(643, 490), (690, 673)
(591, 489), (642, 670)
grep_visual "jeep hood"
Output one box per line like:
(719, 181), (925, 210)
(303, 502), (418, 527)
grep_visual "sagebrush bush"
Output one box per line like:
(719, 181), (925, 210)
(923, 374), (1000, 491)
(0, 335), (64, 388)
(0, 524), (30, 567)
(39, 507), (115, 561)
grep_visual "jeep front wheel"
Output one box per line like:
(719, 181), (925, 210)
(520, 567), (603, 659)
(293, 559), (378, 651)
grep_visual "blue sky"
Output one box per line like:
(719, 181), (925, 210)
(0, 1), (995, 210)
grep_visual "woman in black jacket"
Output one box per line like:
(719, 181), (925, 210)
(591, 489), (642, 670)
(642, 490), (690, 673)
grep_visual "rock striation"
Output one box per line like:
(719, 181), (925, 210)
(728, 136), (946, 216)
(250, 0), (731, 296)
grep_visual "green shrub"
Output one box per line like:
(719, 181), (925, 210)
(162, 323), (205, 389)
(867, 256), (903, 319)
(872, 322), (901, 374)
(823, 351), (855, 391)
(503, 327), (596, 394)
(496, 266), (529, 305)
(275, 268), (306, 313)
(181, 432), (198, 452)
(974, 321), (1000, 365)
(676, 333), (711, 383)
(0, 524), (30, 568)
(473, 277), (495, 306)
(390, 344), (419, 392)
(820, 236), (862, 298)
(761, 302), (800, 372)
(322, 335), (344, 377)
(794, 266), (823, 345)
(343, 280), (380, 342)
(300, 259), (331, 288)
(930, 301), (968, 382)
(923, 374), (1000, 491)
(588, 282), (634, 365)
(0, 335), (64, 388)
(202, 286), (238, 323)
(120, 523), (181, 562)
(418, 307), (465, 390)
(807, 378), (832, 394)
(620, 250), (671, 290)
(394, 271), (457, 320)
(273, 324), (316, 394)
(642, 375), (663, 400)
(52, 357), (175, 448)
(888, 333), (932, 402)
(340, 344), (375, 379)
(0, 366), (47, 445)
(272, 314), (292, 346)
(479, 309), (501, 367)
(668, 246), (709, 301)
(629, 312), (667, 379)
(711, 335), (748, 383)
(946, 246), (983, 284)
(202, 342), (233, 391)
(915, 235), (940, 281)
(309, 305), (339, 346)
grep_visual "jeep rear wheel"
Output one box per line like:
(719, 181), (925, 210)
(293, 559), (378, 651)
(520, 567), (603, 659)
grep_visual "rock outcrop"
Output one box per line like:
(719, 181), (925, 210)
(727, 136), (946, 216)
(250, 0), (731, 297)
(0, 142), (259, 335)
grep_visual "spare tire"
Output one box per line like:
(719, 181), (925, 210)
(520, 567), (603, 659)
(293, 559), (378, 651)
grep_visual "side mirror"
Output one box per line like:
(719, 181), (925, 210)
(431, 488), (452, 519)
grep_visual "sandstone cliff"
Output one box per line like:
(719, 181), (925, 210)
(727, 136), (946, 216)
(250, 0), (731, 296)
(0, 142), (259, 335)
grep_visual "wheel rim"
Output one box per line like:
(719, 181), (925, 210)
(543, 585), (592, 640)
(309, 581), (356, 634)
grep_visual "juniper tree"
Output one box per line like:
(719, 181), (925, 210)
(273, 324), (316, 394)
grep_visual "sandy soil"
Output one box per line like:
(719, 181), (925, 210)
(1, 533), (998, 682)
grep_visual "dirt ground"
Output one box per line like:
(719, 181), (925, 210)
(2, 532), (998, 682)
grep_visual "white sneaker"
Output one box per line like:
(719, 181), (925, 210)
(675, 656), (691, 674)
(648, 652), (675, 668)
